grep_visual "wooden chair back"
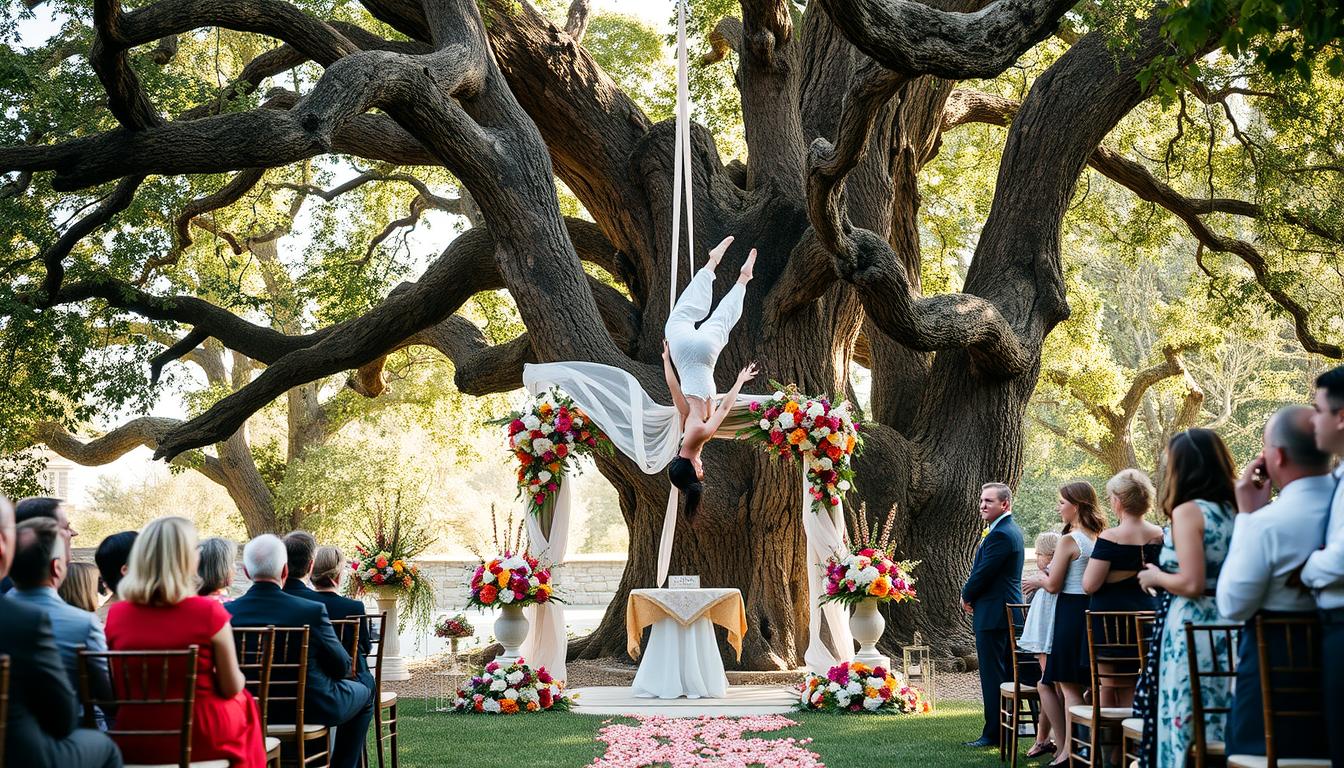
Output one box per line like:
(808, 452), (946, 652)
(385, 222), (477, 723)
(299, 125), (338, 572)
(257, 627), (312, 728)
(1003, 603), (1042, 689)
(364, 611), (388, 690)
(1135, 612), (1157, 662)
(77, 647), (200, 768)
(1254, 615), (1324, 766)
(233, 626), (275, 724)
(329, 618), (362, 678)
(1184, 622), (1239, 768)
(1084, 611), (1149, 707)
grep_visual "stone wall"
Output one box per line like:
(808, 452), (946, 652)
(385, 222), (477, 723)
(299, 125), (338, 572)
(420, 554), (628, 610)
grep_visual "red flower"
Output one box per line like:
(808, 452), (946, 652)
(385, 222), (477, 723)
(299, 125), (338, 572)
(513, 589), (527, 602)
(539, 688), (552, 708)
(556, 443), (569, 457)
(534, 493), (546, 505)
(479, 585), (498, 604)
(535, 589), (550, 603)
(538, 668), (553, 684)
(508, 419), (525, 435)
(372, 573), (385, 585)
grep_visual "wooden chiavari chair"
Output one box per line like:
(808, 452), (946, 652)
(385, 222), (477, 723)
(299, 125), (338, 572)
(242, 626), (329, 768)
(998, 603), (1043, 767)
(235, 627), (283, 768)
(1227, 615), (1329, 768)
(1185, 621), (1239, 767)
(360, 611), (397, 768)
(1069, 611), (1149, 768)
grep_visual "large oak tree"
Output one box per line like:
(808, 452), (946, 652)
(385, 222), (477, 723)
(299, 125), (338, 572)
(4, 0), (1341, 667)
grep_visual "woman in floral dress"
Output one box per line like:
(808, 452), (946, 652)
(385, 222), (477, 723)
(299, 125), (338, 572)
(1134, 429), (1237, 768)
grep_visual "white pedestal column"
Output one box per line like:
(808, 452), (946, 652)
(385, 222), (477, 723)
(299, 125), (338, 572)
(849, 598), (891, 669)
(375, 595), (410, 682)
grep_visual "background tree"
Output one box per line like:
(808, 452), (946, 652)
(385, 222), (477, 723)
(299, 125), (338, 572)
(2, 0), (1341, 669)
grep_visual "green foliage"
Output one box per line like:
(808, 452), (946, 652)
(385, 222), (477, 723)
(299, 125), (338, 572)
(82, 470), (246, 543)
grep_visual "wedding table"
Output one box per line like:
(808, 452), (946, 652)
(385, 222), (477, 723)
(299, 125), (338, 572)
(626, 587), (747, 699)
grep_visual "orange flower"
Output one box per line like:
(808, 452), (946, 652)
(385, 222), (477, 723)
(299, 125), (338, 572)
(784, 401), (800, 413)
(526, 701), (539, 712)
(788, 428), (807, 445)
(846, 434), (856, 452)
(851, 662), (871, 675)
(497, 570), (510, 588)
(500, 699), (519, 714)
(868, 575), (891, 598)
(826, 432), (843, 445)
(538, 403), (553, 416)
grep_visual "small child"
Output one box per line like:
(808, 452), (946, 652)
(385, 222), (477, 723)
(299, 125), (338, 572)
(1018, 531), (1061, 654)
(1018, 530), (1061, 758)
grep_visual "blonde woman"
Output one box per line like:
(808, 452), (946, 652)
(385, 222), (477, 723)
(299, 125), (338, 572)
(104, 517), (265, 767)
(58, 561), (102, 613)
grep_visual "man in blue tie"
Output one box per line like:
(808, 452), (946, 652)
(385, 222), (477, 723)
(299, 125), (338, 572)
(1301, 365), (1344, 766)
(961, 482), (1025, 748)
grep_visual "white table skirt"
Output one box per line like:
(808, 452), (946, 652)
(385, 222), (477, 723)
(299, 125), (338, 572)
(630, 616), (728, 699)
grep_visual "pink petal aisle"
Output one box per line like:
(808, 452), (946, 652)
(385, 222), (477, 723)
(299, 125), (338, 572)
(589, 714), (825, 767)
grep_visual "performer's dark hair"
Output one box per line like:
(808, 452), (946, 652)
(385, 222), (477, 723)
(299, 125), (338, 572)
(668, 458), (703, 520)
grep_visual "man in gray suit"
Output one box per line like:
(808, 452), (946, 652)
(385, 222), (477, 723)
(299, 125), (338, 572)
(0, 496), (121, 768)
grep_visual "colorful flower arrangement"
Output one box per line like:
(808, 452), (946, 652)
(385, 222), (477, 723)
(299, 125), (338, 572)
(500, 389), (614, 516)
(820, 548), (918, 605)
(344, 495), (436, 631)
(467, 551), (557, 608)
(434, 613), (474, 640)
(798, 662), (930, 714)
(737, 383), (862, 513)
(453, 658), (571, 714)
(822, 505), (919, 606)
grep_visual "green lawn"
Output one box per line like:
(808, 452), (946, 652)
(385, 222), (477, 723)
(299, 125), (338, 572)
(394, 699), (1008, 767)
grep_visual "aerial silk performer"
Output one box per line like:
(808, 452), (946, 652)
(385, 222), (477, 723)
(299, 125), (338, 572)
(519, 0), (853, 675)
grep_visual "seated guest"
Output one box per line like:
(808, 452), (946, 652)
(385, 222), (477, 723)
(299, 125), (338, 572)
(106, 517), (265, 767)
(309, 544), (375, 676)
(1217, 405), (1332, 758)
(228, 535), (373, 768)
(5, 518), (113, 706)
(60, 561), (103, 613)
(1082, 469), (1163, 709)
(93, 531), (137, 623)
(1302, 365), (1344, 767)
(2, 496), (78, 594)
(197, 537), (237, 601)
(0, 496), (122, 768)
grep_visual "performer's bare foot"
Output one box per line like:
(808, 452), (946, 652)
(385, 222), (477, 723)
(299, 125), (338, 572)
(707, 235), (734, 272)
(738, 248), (757, 284)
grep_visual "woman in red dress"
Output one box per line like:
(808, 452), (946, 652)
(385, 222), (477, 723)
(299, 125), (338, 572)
(105, 516), (266, 767)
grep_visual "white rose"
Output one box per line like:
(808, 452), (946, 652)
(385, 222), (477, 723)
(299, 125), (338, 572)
(857, 565), (879, 583)
(863, 696), (883, 711)
(827, 682), (842, 693)
(532, 438), (554, 455)
(522, 414), (541, 431)
(520, 688), (538, 703)
(845, 681), (863, 695)
(501, 555), (526, 570)
(818, 458), (833, 471)
(504, 688), (519, 700)
(835, 693), (851, 707)
(490, 679), (507, 692)
(778, 412), (795, 429)
(807, 403), (825, 418)
(483, 699), (501, 713)
(867, 676), (884, 688)
(499, 590), (515, 604)
(573, 417), (584, 428)
(506, 670), (525, 685)
(538, 470), (552, 482)
(759, 419), (771, 430)
(838, 480), (851, 491)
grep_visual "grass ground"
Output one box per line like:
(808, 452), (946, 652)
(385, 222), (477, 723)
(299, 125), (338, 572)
(394, 698), (1007, 767)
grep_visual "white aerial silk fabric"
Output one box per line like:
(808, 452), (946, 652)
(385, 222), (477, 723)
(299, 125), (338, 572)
(519, 479), (570, 682)
(522, 361), (853, 674)
(663, 267), (747, 400)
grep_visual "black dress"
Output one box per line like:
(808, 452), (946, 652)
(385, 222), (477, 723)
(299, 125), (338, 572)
(1041, 531), (1094, 685)
(1088, 539), (1159, 666)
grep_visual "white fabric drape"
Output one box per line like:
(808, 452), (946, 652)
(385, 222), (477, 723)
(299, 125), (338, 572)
(669, 0), (694, 306)
(519, 480), (570, 682)
(800, 470), (854, 673)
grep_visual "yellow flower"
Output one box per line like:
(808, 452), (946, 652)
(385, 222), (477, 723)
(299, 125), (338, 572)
(392, 560), (405, 573)
(981, 526), (990, 539)
(497, 571), (510, 588)
(784, 401), (800, 413)
(864, 686), (878, 698)
(851, 662), (870, 675)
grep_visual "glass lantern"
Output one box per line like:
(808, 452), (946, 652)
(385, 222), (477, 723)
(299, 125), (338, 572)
(429, 639), (462, 713)
(902, 631), (936, 710)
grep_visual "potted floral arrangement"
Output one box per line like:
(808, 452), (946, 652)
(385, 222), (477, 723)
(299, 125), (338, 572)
(453, 657), (571, 714)
(736, 382), (862, 513)
(346, 493), (435, 682)
(434, 612), (475, 673)
(799, 661), (930, 714)
(820, 506), (918, 668)
(465, 505), (559, 660)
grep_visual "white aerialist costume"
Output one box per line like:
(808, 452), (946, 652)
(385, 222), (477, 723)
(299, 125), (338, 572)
(662, 266), (746, 401)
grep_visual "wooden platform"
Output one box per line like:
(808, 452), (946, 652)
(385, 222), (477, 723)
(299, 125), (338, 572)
(569, 685), (799, 717)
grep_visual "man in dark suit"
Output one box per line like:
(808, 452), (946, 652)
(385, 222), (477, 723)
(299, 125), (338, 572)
(961, 482), (1025, 748)
(0, 496), (122, 768)
(283, 532), (374, 679)
(228, 534), (372, 768)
